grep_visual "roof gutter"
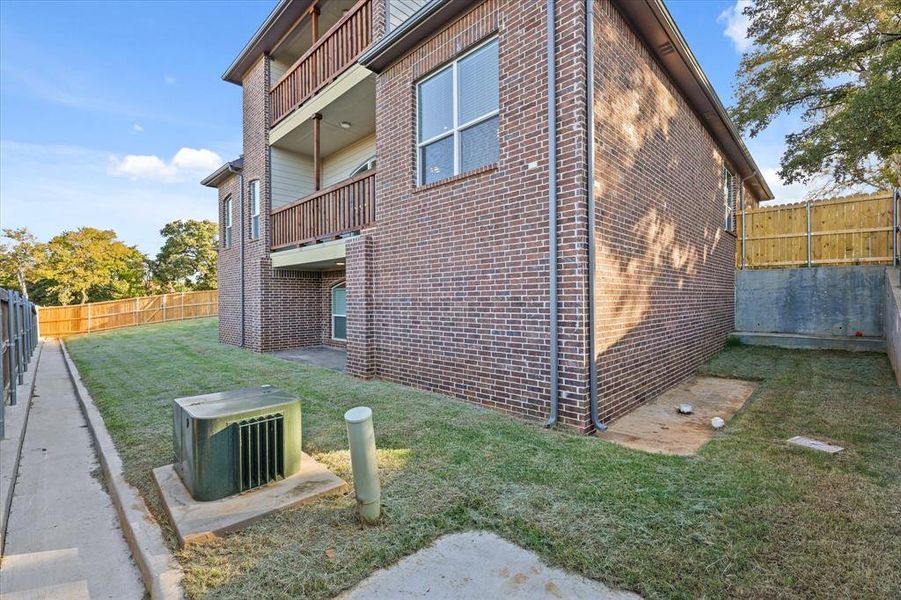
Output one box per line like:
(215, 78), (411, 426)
(358, 0), (474, 73)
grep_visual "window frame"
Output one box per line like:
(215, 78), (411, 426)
(416, 37), (499, 186)
(249, 180), (261, 240)
(723, 167), (736, 233)
(223, 196), (233, 248)
(331, 282), (347, 342)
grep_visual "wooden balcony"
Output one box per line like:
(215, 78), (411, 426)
(271, 170), (376, 251)
(270, 0), (373, 127)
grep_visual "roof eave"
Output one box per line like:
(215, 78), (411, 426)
(222, 0), (312, 85)
(614, 0), (773, 200)
(358, 0), (473, 73)
(201, 158), (243, 188)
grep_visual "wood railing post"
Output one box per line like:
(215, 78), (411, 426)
(312, 113), (322, 191)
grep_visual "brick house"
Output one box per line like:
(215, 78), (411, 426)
(202, 0), (772, 432)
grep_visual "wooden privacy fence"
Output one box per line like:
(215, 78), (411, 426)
(737, 191), (900, 269)
(37, 290), (218, 337)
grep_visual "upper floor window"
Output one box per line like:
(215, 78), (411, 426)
(723, 167), (736, 232)
(223, 196), (233, 248)
(417, 38), (499, 185)
(249, 180), (261, 240)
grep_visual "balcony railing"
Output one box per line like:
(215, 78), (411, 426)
(270, 0), (373, 126)
(271, 170), (376, 250)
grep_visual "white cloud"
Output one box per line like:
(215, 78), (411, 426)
(171, 147), (222, 173)
(718, 0), (753, 54)
(108, 147), (222, 183)
(132, 123), (144, 132)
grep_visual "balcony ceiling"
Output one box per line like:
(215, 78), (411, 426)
(271, 0), (358, 66)
(271, 74), (375, 158)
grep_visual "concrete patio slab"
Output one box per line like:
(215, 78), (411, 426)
(338, 531), (641, 599)
(153, 452), (348, 546)
(272, 345), (347, 372)
(597, 376), (757, 455)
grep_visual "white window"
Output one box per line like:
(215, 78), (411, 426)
(723, 167), (735, 232)
(223, 197), (233, 248)
(332, 283), (347, 341)
(417, 38), (499, 185)
(351, 156), (377, 177)
(250, 180), (261, 240)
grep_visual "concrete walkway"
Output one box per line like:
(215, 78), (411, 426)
(272, 345), (347, 372)
(339, 531), (641, 599)
(0, 340), (143, 599)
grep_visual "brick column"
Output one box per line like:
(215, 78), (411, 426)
(346, 234), (374, 378)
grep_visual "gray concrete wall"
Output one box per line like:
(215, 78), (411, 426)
(884, 269), (901, 385)
(736, 266), (886, 337)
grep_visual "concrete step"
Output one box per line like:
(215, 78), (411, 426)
(730, 331), (886, 353)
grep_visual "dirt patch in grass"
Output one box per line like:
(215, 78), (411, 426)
(66, 320), (901, 599)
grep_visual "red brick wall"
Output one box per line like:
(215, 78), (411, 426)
(369, 0), (590, 427)
(591, 0), (748, 424)
(218, 54), (340, 353)
(217, 174), (241, 345)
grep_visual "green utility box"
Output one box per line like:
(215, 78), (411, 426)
(172, 386), (302, 501)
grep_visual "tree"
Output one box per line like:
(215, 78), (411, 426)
(731, 0), (901, 193)
(0, 228), (44, 298)
(37, 228), (148, 305)
(151, 219), (218, 292)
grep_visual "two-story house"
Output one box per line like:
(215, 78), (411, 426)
(202, 0), (772, 432)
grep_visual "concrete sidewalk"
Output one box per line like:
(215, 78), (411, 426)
(0, 340), (143, 599)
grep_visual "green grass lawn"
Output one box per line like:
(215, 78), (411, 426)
(65, 318), (901, 599)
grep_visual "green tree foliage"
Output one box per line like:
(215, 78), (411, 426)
(151, 219), (218, 292)
(731, 0), (901, 191)
(0, 228), (44, 298)
(37, 228), (147, 305)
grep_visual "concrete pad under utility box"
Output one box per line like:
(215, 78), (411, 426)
(153, 452), (348, 546)
(598, 376), (757, 455)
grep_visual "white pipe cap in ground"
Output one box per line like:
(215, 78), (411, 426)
(345, 406), (373, 424)
(711, 417), (725, 429)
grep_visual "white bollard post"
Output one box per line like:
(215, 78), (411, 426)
(344, 406), (380, 523)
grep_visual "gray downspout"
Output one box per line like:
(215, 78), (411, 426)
(586, 0), (606, 433)
(230, 166), (246, 347)
(544, 0), (559, 428)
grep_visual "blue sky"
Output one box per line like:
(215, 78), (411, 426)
(1, 0), (802, 254)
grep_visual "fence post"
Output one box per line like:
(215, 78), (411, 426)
(893, 188), (899, 267)
(15, 293), (24, 385)
(134, 297), (139, 327)
(86, 302), (92, 333)
(6, 292), (16, 406)
(740, 209), (746, 269)
(806, 201), (812, 268)
(162, 294), (167, 322)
